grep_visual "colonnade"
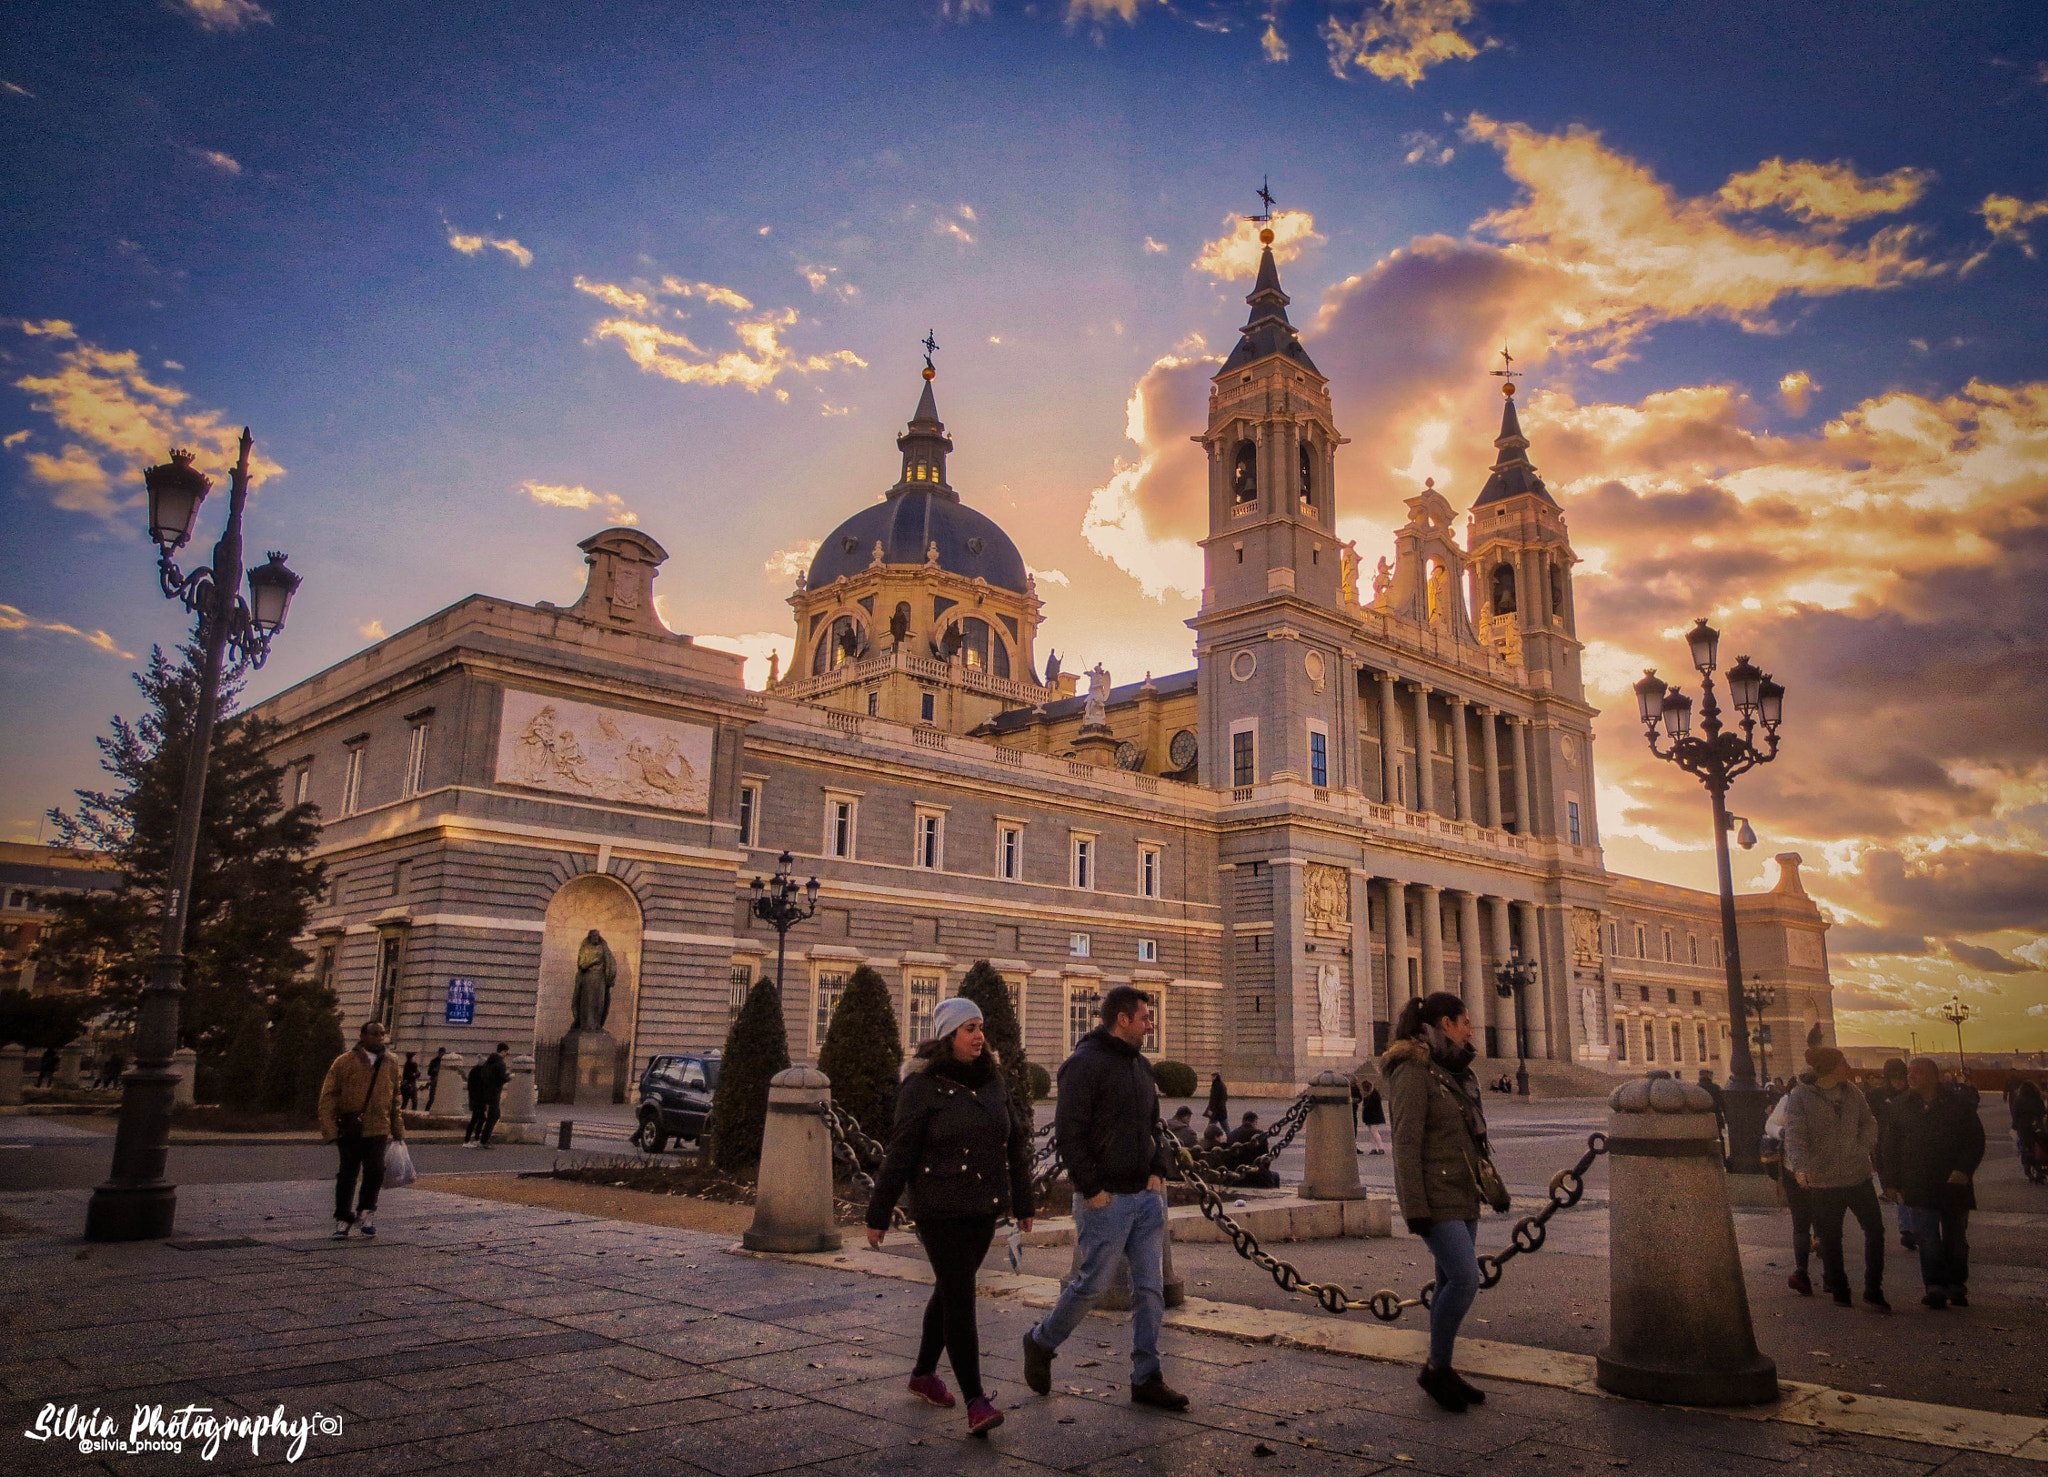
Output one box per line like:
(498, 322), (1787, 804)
(1370, 670), (1536, 833)
(1362, 876), (1550, 1061)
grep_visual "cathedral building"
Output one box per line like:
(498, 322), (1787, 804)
(254, 240), (1834, 1097)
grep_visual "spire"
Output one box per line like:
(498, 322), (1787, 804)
(891, 339), (956, 501)
(1473, 381), (1555, 508)
(1218, 181), (1320, 378)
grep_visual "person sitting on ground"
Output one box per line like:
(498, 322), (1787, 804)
(1226, 1111), (1262, 1147)
(1199, 1119), (1227, 1151)
(1166, 1105), (1198, 1148)
(1878, 1056), (1984, 1310)
(1783, 1045), (1889, 1311)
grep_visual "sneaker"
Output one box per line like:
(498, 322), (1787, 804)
(1787, 1271), (1813, 1296)
(1021, 1331), (1052, 1396)
(356, 1214), (376, 1239)
(462, 1140), (481, 1150)
(1445, 1368), (1487, 1404)
(1417, 1364), (1469, 1413)
(1130, 1375), (1189, 1412)
(906, 1374), (954, 1409)
(966, 1396), (1004, 1437)
(1369, 1148), (1385, 1155)
(1920, 1292), (1948, 1310)
(331, 1219), (352, 1240)
(1862, 1290), (1890, 1313)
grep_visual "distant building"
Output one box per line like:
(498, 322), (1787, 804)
(0, 842), (122, 993)
(250, 241), (1834, 1096)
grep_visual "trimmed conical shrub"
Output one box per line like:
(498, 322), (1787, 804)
(958, 959), (1037, 1125)
(711, 978), (791, 1170)
(817, 963), (901, 1143)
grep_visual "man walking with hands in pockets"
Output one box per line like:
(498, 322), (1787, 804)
(1021, 985), (1188, 1412)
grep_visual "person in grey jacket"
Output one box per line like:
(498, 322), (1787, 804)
(1381, 990), (1496, 1412)
(1782, 1045), (1888, 1310)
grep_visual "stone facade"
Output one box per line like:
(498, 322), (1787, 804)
(254, 251), (1833, 1098)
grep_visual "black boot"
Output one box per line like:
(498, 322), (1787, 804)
(1417, 1364), (1468, 1413)
(1445, 1368), (1486, 1404)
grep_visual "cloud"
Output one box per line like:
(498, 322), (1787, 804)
(1832, 988), (1911, 1013)
(1192, 208), (1322, 280)
(695, 630), (795, 690)
(1067, 0), (1154, 24)
(189, 147), (242, 175)
(1143, 236), (1168, 255)
(1828, 926), (1931, 957)
(1321, 0), (1493, 86)
(357, 620), (386, 641)
(519, 480), (638, 525)
(2016, 937), (2048, 969)
(1943, 939), (2042, 974)
(1028, 565), (1071, 587)
(1261, 12), (1289, 62)
(172, 0), (271, 32)
(1860, 848), (2048, 938)
(0, 604), (134, 659)
(446, 228), (533, 268)
(591, 311), (865, 394)
(572, 276), (656, 315)
(765, 540), (821, 582)
(1777, 369), (1817, 416)
(1402, 130), (1454, 166)
(10, 327), (282, 520)
(3, 81), (33, 98)
(799, 264), (859, 301)
(1715, 159), (1932, 223)
(939, 0), (993, 19)
(933, 205), (977, 247)
(2, 431), (27, 449)
(1980, 193), (2048, 257)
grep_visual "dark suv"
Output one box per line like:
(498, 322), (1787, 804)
(635, 1053), (721, 1152)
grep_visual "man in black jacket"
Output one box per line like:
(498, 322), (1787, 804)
(1879, 1057), (1986, 1309)
(463, 1044), (511, 1149)
(1022, 986), (1186, 1412)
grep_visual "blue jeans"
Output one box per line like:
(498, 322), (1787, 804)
(1897, 1204), (1969, 1298)
(1423, 1219), (1481, 1369)
(1030, 1190), (1167, 1384)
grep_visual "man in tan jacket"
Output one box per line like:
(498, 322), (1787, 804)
(318, 1021), (406, 1239)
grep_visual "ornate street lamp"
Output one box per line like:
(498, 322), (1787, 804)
(1938, 995), (1973, 1076)
(1741, 975), (1776, 1084)
(1632, 617), (1783, 1175)
(749, 851), (821, 1000)
(87, 431), (301, 1242)
(1493, 949), (1540, 1097)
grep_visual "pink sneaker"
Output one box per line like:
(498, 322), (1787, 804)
(907, 1374), (955, 1408)
(966, 1395), (1004, 1437)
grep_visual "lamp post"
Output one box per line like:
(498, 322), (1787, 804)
(86, 432), (301, 1242)
(1939, 995), (1973, 1076)
(1742, 976), (1776, 1085)
(1493, 949), (1539, 1097)
(748, 851), (820, 1000)
(1632, 618), (1782, 1176)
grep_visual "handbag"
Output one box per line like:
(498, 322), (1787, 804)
(336, 1055), (385, 1139)
(383, 1139), (418, 1189)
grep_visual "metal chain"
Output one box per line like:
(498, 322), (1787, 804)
(821, 1100), (914, 1230)
(1178, 1086), (1315, 1182)
(1161, 1125), (1608, 1320)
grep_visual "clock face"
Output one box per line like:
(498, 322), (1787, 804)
(1115, 741), (1143, 771)
(1169, 729), (1199, 770)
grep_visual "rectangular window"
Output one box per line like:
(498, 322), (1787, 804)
(1663, 930), (1673, 962)
(1634, 925), (1646, 958)
(1667, 988), (1678, 1004)
(729, 962), (752, 1020)
(739, 783), (761, 847)
(1567, 800), (1581, 845)
(1232, 730), (1255, 787)
(1069, 932), (1090, 958)
(293, 766), (311, 807)
(1616, 1020), (1629, 1062)
(1069, 986), (1097, 1049)
(1697, 1024), (1709, 1061)
(1309, 730), (1328, 788)
(1071, 836), (1092, 890)
(341, 745), (365, 816)
(1607, 922), (1618, 955)
(915, 811), (944, 870)
(825, 796), (857, 858)
(866, 691), (879, 716)
(906, 973), (941, 1045)
(998, 825), (1021, 881)
(1639, 986), (1651, 1003)
(403, 723), (430, 799)
(1137, 988), (1161, 1054)
(1711, 1027), (1722, 1061)
(1644, 1021), (1657, 1062)
(373, 933), (403, 1027)
(1137, 938), (1157, 963)
(1711, 937), (1723, 966)
(814, 969), (847, 1048)
(314, 942), (338, 994)
(1139, 846), (1161, 899)
(920, 691), (936, 723)
(1671, 1023), (1684, 1061)
(1692, 990), (1703, 1006)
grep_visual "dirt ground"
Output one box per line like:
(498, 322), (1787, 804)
(415, 1172), (758, 1234)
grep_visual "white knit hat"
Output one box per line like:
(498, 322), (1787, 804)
(929, 995), (984, 1044)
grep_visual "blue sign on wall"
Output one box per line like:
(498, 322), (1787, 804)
(445, 978), (476, 1025)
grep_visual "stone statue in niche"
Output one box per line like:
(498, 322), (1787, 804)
(1339, 540), (1361, 606)
(1571, 907), (1603, 965)
(1491, 562), (1517, 616)
(1304, 863), (1350, 926)
(1317, 963), (1345, 1040)
(572, 929), (616, 1032)
(1082, 664), (1111, 727)
(1372, 557), (1394, 602)
(1044, 649), (1061, 684)
(888, 602), (910, 646)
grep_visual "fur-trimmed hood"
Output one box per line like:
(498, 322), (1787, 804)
(1377, 1036), (1432, 1078)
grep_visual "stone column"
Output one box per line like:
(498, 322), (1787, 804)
(743, 1066), (842, 1253)
(1458, 892), (1488, 1052)
(1449, 697), (1473, 822)
(0, 1043), (22, 1106)
(1301, 1071), (1365, 1201)
(1376, 672), (1401, 805)
(1383, 878), (1409, 1006)
(1417, 884), (1444, 995)
(1597, 1078), (1776, 1405)
(1410, 683), (1434, 814)
(58, 1037), (86, 1088)
(171, 1047), (198, 1108)
(1509, 716), (1534, 836)
(1349, 869), (1378, 1050)
(1491, 898), (1518, 1059)
(1517, 901), (1550, 1059)
(436, 1052), (467, 1115)
(1480, 709), (1503, 829)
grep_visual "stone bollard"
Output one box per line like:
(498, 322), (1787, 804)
(59, 1038), (86, 1088)
(743, 1066), (842, 1253)
(170, 1047), (199, 1109)
(503, 1054), (537, 1125)
(0, 1043), (23, 1106)
(437, 1053), (467, 1115)
(1596, 1077), (1778, 1405)
(1301, 1071), (1365, 1201)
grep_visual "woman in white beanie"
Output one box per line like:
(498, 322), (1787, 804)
(867, 994), (1035, 1437)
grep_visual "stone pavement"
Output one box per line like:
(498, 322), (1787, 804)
(4, 1181), (2045, 1477)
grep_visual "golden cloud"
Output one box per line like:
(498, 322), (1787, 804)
(1715, 159), (1932, 223)
(1321, 0), (1491, 86)
(174, 0), (271, 31)
(1980, 193), (2048, 256)
(765, 540), (821, 582)
(0, 603), (134, 660)
(447, 228), (534, 268)
(592, 310), (866, 393)
(519, 480), (638, 525)
(1778, 369), (1817, 417)
(1192, 209), (1322, 280)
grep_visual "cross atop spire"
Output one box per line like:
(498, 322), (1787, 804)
(921, 330), (939, 381)
(1490, 347), (1520, 385)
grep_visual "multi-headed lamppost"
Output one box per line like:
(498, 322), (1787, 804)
(1633, 618), (1784, 1176)
(1939, 995), (1973, 1075)
(749, 851), (821, 999)
(1743, 975), (1777, 1084)
(86, 432), (302, 1241)
(1493, 950), (1540, 1097)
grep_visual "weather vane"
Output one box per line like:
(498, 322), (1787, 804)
(921, 329), (939, 381)
(1490, 346), (1521, 396)
(1243, 177), (1277, 245)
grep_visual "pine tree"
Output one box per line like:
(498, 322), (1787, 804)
(817, 963), (901, 1142)
(711, 978), (791, 1171)
(958, 959), (1037, 1126)
(38, 644), (326, 1086)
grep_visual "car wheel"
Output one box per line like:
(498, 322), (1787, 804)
(639, 1112), (669, 1154)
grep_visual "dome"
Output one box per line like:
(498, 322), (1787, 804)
(806, 489), (1029, 593)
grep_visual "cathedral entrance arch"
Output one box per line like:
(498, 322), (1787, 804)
(535, 873), (643, 1102)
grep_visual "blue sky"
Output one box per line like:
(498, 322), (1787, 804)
(4, 0), (2045, 1049)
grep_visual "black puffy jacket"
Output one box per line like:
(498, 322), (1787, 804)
(1056, 1027), (1172, 1199)
(867, 1053), (1034, 1229)
(1878, 1088), (1985, 1210)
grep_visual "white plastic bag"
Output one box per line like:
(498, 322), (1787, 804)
(383, 1139), (418, 1189)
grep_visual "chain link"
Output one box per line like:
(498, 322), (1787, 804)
(821, 1100), (915, 1230)
(1161, 1124), (1609, 1320)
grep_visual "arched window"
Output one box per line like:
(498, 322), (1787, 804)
(1298, 442), (1314, 510)
(947, 617), (1010, 678)
(1491, 563), (1517, 615)
(812, 614), (862, 674)
(1550, 559), (1566, 617)
(1231, 441), (1258, 504)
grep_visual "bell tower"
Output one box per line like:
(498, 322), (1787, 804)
(1465, 381), (1585, 703)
